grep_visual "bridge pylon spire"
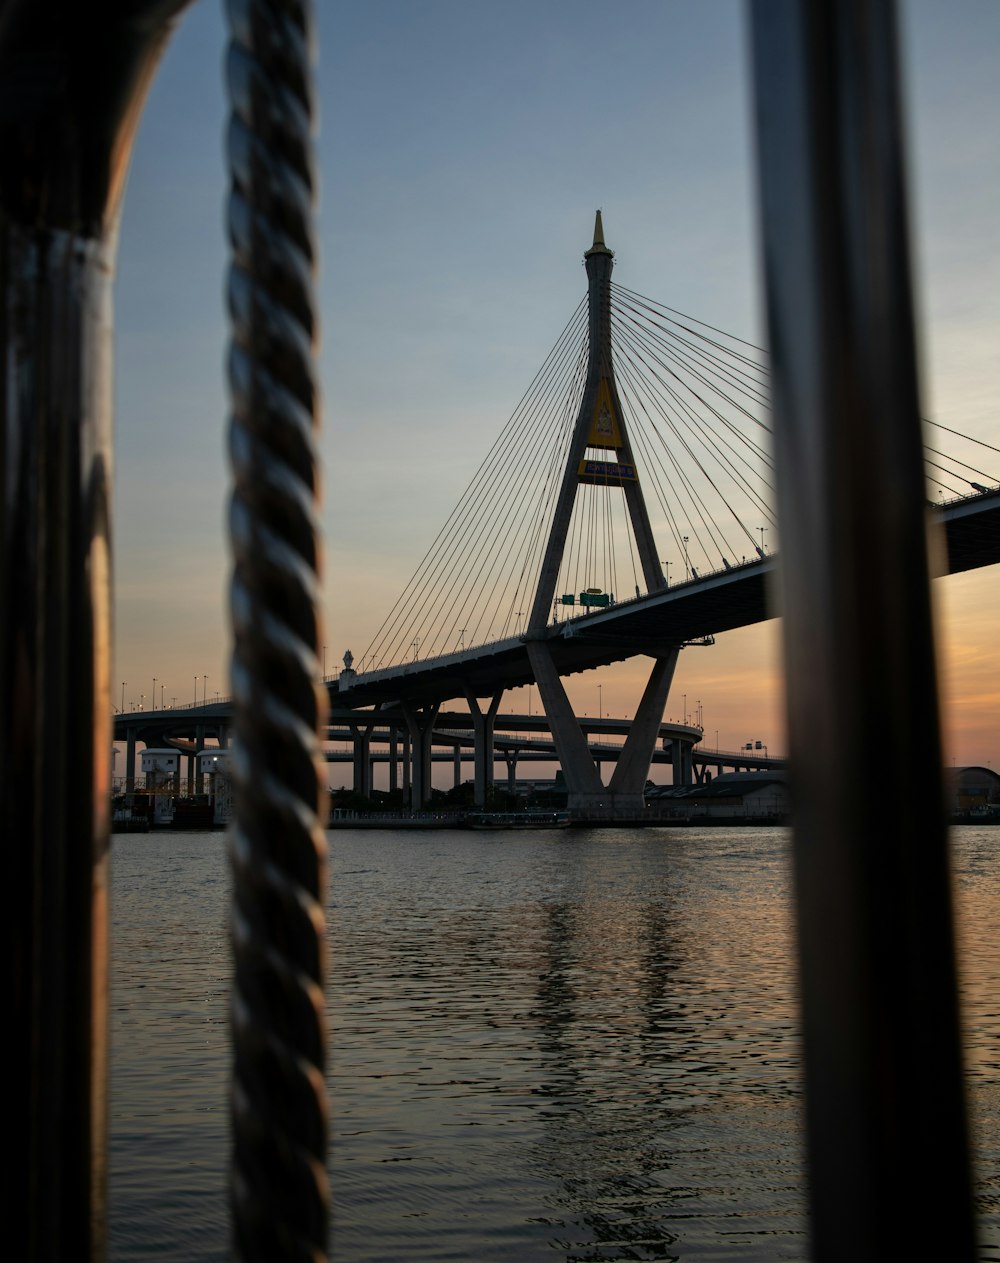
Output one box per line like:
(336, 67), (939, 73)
(528, 212), (665, 632)
(524, 217), (678, 815)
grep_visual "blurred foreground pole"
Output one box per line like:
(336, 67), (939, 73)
(748, 2), (976, 1258)
(0, 2), (191, 1256)
(225, 1), (330, 1258)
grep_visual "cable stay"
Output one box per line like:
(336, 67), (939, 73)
(357, 283), (997, 670)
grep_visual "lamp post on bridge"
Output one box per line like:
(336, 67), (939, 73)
(121, 681), (126, 714)
(683, 536), (690, 579)
(152, 677), (157, 711)
(202, 675), (207, 706)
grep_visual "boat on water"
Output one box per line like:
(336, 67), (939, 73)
(466, 809), (571, 830)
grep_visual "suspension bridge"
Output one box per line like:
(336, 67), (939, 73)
(330, 212), (999, 812)
(114, 213), (1000, 816)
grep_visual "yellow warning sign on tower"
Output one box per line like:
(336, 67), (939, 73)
(587, 379), (623, 450)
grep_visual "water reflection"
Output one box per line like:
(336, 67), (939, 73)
(108, 826), (1000, 1261)
(330, 827), (808, 1260)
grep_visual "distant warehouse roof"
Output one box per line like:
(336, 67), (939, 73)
(648, 770), (787, 803)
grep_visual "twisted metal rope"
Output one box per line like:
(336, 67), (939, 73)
(225, 1), (328, 1257)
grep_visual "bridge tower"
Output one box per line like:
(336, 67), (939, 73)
(526, 214), (680, 813)
(529, 212), (665, 629)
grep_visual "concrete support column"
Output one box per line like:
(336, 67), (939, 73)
(608, 649), (679, 808)
(402, 732), (410, 804)
(389, 729), (398, 795)
(188, 724), (205, 795)
(527, 641), (605, 809)
(464, 688), (503, 807)
(125, 727), (137, 793)
(401, 702), (440, 811)
(671, 740), (684, 787)
(505, 750), (518, 793)
(453, 743), (462, 789)
(349, 722), (372, 799)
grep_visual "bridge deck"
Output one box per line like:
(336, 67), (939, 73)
(335, 488), (1000, 709)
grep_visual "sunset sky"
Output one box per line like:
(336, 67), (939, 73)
(112, 0), (999, 780)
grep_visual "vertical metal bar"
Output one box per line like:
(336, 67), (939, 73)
(1, 214), (115, 1263)
(748, 1), (976, 1257)
(0, 5), (191, 1255)
(225, 1), (329, 1258)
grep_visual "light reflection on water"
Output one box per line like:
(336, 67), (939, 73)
(108, 826), (1000, 1260)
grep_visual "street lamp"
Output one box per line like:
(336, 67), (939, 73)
(598, 684), (603, 720)
(121, 681), (126, 713)
(683, 536), (690, 579)
(683, 693), (687, 724)
(202, 675), (207, 706)
(152, 677), (157, 710)
(759, 526), (767, 556)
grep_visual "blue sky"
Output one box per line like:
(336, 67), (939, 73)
(112, 1), (999, 768)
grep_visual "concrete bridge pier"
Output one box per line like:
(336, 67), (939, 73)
(401, 702), (440, 810)
(529, 641), (681, 814)
(464, 688), (503, 807)
(186, 724), (205, 796)
(607, 649), (679, 810)
(125, 727), (137, 793)
(388, 729), (399, 795)
(526, 642), (607, 810)
(672, 736), (693, 786)
(349, 720), (373, 799)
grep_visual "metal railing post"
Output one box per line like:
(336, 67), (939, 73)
(748, 1), (976, 1257)
(0, 3), (192, 1256)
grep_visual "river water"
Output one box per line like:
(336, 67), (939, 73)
(108, 825), (1000, 1260)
